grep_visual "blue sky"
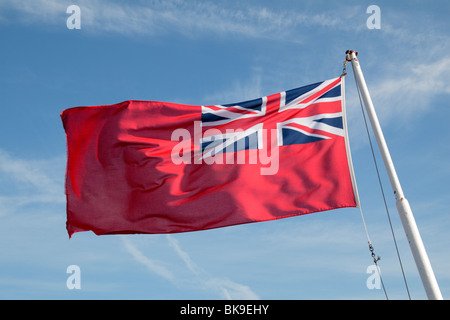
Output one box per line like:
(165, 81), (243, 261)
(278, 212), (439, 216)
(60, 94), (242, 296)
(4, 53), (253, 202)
(0, 0), (449, 300)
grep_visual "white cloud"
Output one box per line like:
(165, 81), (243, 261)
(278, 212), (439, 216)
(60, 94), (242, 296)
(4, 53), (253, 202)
(366, 56), (450, 125)
(121, 235), (259, 299)
(202, 73), (263, 105)
(166, 235), (259, 300)
(0, 0), (357, 40)
(121, 237), (176, 283)
(0, 149), (65, 216)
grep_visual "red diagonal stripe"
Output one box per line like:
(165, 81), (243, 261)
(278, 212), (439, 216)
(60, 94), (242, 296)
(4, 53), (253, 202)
(299, 78), (341, 105)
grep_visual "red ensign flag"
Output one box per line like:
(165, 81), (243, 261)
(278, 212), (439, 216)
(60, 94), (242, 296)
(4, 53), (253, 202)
(61, 77), (358, 237)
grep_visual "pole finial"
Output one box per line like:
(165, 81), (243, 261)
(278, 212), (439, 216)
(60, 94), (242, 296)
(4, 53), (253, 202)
(346, 50), (358, 61)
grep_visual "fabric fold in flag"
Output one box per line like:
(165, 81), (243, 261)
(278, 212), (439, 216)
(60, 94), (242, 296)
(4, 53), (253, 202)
(61, 76), (359, 237)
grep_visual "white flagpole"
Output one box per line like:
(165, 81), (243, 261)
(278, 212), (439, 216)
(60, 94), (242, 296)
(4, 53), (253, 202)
(346, 50), (443, 300)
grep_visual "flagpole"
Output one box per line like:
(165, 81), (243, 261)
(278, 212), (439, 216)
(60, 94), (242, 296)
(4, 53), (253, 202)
(346, 50), (443, 300)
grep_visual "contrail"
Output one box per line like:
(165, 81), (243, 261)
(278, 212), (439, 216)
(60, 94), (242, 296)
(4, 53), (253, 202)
(121, 237), (175, 283)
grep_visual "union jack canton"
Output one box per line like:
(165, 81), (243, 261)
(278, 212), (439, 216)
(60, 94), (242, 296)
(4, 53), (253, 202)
(200, 77), (345, 159)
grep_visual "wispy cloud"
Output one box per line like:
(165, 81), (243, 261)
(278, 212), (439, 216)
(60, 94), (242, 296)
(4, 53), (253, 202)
(202, 72), (263, 105)
(0, 0), (357, 41)
(121, 235), (259, 299)
(121, 237), (176, 283)
(342, 23), (450, 146)
(166, 235), (259, 300)
(0, 149), (65, 216)
(368, 56), (450, 124)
